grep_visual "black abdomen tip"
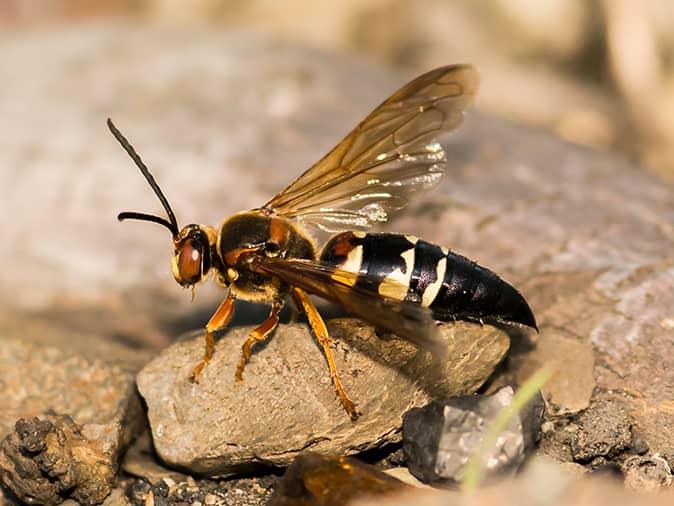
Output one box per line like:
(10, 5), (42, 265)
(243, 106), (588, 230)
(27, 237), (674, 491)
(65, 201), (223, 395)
(496, 282), (538, 331)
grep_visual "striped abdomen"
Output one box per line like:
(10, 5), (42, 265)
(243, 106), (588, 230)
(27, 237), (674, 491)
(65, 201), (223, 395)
(319, 232), (537, 330)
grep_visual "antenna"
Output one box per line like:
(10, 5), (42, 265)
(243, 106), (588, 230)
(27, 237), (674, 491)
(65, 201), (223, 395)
(108, 118), (180, 236)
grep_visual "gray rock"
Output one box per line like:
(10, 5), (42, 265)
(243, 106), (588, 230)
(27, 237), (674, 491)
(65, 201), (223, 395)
(0, 334), (146, 504)
(137, 320), (509, 476)
(121, 432), (189, 484)
(402, 386), (544, 484)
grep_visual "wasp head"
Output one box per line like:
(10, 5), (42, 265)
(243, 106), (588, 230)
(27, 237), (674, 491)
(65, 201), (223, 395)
(109, 118), (218, 290)
(172, 224), (216, 287)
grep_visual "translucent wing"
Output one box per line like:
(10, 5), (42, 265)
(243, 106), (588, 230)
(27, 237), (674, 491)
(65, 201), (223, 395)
(254, 256), (446, 356)
(261, 65), (479, 231)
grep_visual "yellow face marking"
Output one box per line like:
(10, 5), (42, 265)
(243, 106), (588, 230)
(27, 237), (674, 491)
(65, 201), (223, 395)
(171, 255), (180, 282)
(353, 231), (367, 239)
(404, 234), (419, 244)
(422, 256), (447, 307)
(378, 247), (415, 301)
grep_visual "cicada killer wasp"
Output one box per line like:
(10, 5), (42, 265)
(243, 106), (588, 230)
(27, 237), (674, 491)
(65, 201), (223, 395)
(110, 65), (536, 419)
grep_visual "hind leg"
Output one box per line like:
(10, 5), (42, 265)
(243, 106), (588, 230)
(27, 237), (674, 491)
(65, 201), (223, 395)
(292, 287), (358, 419)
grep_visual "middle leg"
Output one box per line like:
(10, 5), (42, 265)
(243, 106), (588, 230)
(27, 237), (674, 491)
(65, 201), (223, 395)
(191, 291), (236, 383)
(235, 297), (284, 381)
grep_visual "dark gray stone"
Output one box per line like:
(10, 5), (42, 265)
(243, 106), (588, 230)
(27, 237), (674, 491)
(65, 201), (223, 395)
(402, 386), (543, 484)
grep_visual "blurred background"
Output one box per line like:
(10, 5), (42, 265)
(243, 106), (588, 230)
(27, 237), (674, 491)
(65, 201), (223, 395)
(2, 0), (674, 179)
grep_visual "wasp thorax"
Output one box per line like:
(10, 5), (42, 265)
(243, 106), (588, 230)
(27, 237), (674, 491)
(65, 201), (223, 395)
(172, 224), (213, 287)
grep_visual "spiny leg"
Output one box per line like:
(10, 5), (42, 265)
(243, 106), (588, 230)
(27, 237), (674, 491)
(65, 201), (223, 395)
(190, 292), (236, 383)
(235, 298), (284, 382)
(291, 287), (358, 419)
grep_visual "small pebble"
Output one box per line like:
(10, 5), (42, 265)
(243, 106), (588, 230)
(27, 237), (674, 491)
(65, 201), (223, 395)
(127, 481), (152, 504)
(152, 480), (169, 497)
(204, 493), (217, 505)
(659, 318), (674, 330)
(630, 434), (649, 455)
(145, 490), (155, 506)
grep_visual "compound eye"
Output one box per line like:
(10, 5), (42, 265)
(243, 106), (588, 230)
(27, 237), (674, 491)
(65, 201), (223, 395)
(178, 239), (202, 282)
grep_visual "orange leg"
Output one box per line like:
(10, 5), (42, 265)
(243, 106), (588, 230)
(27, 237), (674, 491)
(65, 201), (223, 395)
(292, 287), (358, 419)
(190, 292), (236, 383)
(235, 298), (284, 381)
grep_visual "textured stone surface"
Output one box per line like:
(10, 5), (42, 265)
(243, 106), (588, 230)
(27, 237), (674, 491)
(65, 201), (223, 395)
(622, 455), (673, 492)
(0, 335), (145, 442)
(0, 415), (116, 505)
(570, 400), (633, 462)
(137, 320), (508, 476)
(0, 333), (146, 504)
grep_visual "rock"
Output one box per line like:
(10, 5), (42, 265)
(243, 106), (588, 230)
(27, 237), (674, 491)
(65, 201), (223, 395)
(121, 433), (188, 485)
(0, 333), (146, 505)
(102, 489), (131, 506)
(0, 415), (116, 505)
(137, 320), (509, 476)
(539, 419), (576, 463)
(267, 453), (409, 506)
(382, 468), (433, 489)
(622, 455), (673, 492)
(402, 386), (543, 484)
(519, 390), (546, 452)
(526, 454), (589, 480)
(540, 400), (638, 468)
(515, 333), (595, 415)
(570, 400), (633, 462)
